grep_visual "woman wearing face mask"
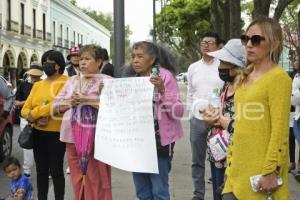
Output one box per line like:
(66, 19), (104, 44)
(21, 50), (68, 200)
(14, 63), (44, 178)
(203, 39), (246, 200)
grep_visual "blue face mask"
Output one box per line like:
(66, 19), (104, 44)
(218, 68), (235, 82)
(43, 62), (57, 76)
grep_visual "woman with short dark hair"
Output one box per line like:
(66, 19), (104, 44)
(21, 50), (68, 200)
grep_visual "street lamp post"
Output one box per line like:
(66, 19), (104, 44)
(153, 0), (156, 43)
(113, 0), (125, 77)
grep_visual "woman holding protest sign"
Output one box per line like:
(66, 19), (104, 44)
(127, 41), (184, 200)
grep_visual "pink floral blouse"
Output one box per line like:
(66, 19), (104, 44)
(54, 74), (111, 143)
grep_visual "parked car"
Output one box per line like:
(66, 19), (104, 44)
(0, 96), (14, 162)
(176, 72), (188, 83)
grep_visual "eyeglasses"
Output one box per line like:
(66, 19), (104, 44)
(200, 41), (216, 46)
(241, 35), (265, 46)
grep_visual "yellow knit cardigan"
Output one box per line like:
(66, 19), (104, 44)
(223, 67), (291, 200)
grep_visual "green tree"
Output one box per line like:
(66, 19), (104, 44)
(156, 0), (211, 65)
(210, 0), (242, 40)
(251, 0), (295, 20)
(70, 0), (77, 6)
(281, 0), (300, 63)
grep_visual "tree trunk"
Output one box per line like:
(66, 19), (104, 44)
(297, 9), (300, 57)
(252, 0), (272, 19)
(229, 0), (241, 38)
(273, 0), (294, 21)
(210, 0), (222, 36)
(222, 0), (230, 41)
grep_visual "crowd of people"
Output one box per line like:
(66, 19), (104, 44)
(0, 16), (299, 200)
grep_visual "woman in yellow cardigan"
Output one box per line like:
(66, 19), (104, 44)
(21, 50), (68, 200)
(222, 18), (291, 200)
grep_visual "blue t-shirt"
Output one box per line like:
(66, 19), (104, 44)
(10, 175), (33, 200)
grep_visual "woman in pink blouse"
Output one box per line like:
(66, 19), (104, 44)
(53, 44), (112, 200)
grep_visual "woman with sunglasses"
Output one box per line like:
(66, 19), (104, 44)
(222, 17), (291, 200)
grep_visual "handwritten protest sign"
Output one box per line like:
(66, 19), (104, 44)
(94, 77), (158, 173)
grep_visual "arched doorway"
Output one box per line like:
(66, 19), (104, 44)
(16, 52), (28, 85)
(2, 50), (15, 82)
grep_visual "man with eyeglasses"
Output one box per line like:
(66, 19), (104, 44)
(187, 32), (224, 200)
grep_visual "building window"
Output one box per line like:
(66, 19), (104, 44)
(20, 3), (25, 34)
(7, 0), (11, 31)
(33, 9), (36, 38)
(73, 31), (75, 44)
(81, 34), (83, 44)
(66, 27), (69, 41)
(43, 13), (46, 40)
(53, 21), (56, 44)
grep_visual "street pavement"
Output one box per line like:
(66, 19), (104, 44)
(1, 82), (300, 199)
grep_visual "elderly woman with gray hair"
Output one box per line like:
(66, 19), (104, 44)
(203, 39), (246, 200)
(125, 41), (184, 200)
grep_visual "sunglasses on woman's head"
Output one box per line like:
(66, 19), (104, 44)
(240, 35), (265, 46)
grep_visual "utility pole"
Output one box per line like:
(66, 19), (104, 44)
(113, 0), (125, 77)
(153, 0), (156, 42)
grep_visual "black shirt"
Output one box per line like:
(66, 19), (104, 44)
(101, 63), (114, 77)
(15, 81), (33, 101)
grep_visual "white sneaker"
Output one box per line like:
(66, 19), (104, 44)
(66, 167), (70, 174)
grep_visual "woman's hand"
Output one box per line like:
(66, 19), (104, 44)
(218, 114), (231, 130)
(14, 100), (24, 108)
(256, 172), (279, 193)
(150, 76), (165, 95)
(203, 105), (220, 128)
(36, 117), (49, 127)
(27, 112), (35, 123)
(70, 92), (84, 106)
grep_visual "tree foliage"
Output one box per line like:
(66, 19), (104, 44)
(68, 1), (132, 63)
(70, 0), (77, 6)
(280, 0), (300, 61)
(156, 0), (211, 64)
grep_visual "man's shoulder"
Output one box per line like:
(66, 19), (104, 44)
(189, 60), (202, 67)
(187, 60), (202, 73)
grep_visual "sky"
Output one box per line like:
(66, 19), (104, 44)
(76, 0), (155, 43)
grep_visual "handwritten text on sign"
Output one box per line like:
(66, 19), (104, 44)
(94, 77), (158, 173)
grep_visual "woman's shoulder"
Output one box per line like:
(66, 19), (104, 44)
(100, 73), (113, 80)
(59, 74), (69, 81)
(159, 67), (175, 79)
(266, 67), (291, 83)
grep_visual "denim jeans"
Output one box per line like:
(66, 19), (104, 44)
(293, 119), (300, 147)
(210, 162), (225, 200)
(132, 156), (172, 200)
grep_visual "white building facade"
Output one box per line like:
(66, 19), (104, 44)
(50, 0), (111, 57)
(0, 0), (51, 87)
(0, 0), (110, 87)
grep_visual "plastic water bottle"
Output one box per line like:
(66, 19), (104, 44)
(210, 88), (220, 108)
(266, 194), (273, 200)
(151, 64), (160, 101)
